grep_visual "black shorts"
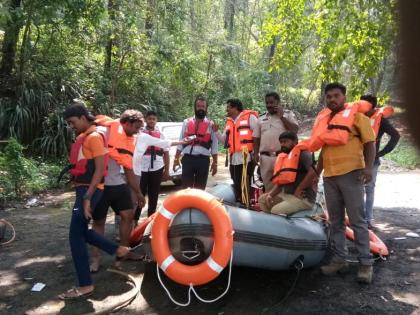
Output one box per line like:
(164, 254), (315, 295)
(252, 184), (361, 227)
(92, 184), (134, 220)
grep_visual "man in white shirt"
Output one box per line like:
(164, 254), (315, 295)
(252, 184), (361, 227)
(134, 111), (170, 223)
(91, 111), (188, 271)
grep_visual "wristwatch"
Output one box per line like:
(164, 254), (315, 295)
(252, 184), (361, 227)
(83, 193), (92, 201)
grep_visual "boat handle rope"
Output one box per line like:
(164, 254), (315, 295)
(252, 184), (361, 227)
(261, 257), (304, 314)
(156, 250), (234, 306)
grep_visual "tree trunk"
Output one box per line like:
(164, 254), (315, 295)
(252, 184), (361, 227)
(104, 0), (116, 75)
(0, 0), (23, 97)
(145, 0), (155, 39)
(18, 7), (33, 82)
(0, 0), (23, 77)
(268, 37), (279, 87)
(318, 81), (327, 107)
(224, 0), (236, 40)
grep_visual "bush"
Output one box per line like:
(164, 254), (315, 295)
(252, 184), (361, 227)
(0, 139), (66, 204)
(0, 139), (33, 199)
(383, 139), (420, 169)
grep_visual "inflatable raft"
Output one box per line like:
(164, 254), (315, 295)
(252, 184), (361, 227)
(141, 184), (327, 271)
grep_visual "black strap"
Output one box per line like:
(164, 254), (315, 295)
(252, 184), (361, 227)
(150, 146), (155, 169)
(115, 148), (134, 156)
(108, 144), (134, 156)
(57, 164), (73, 183)
(240, 139), (254, 144)
(327, 124), (352, 133)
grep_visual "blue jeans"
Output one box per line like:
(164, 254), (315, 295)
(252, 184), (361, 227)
(364, 163), (379, 224)
(70, 186), (119, 287)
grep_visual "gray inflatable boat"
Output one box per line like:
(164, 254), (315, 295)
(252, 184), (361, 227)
(142, 184), (327, 270)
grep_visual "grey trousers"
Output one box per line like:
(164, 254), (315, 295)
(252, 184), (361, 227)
(324, 169), (373, 266)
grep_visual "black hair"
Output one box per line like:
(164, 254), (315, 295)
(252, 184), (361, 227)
(360, 94), (378, 108)
(279, 131), (298, 142)
(146, 110), (157, 117)
(63, 101), (95, 122)
(120, 109), (144, 124)
(226, 98), (243, 112)
(324, 83), (346, 95)
(265, 92), (280, 101)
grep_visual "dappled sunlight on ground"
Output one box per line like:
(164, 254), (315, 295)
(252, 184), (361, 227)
(0, 164), (419, 314)
(14, 255), (66, 269)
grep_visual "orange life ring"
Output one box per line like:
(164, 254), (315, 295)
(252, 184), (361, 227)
(151, 189), (233, 286)
(129, 213), (156, 247)
(345, 226), (389, 256)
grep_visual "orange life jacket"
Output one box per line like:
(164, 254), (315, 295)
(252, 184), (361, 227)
(225, 110), (258, 154)
(69, 127), (108, 184)
(271, 140), (309, 185)
(95, 116), (136, 170)
(369, 106), (394, 137)
(183, 117), (212, 149)
(307, 100), (372, 151)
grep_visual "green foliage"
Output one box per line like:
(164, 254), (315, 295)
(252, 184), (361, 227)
(383, 140), (420, 169)
(0, 139), (65, 203)
(260, 0), (397, 100)
(0, 138), (32, 199)
(0, 0), (398, 159)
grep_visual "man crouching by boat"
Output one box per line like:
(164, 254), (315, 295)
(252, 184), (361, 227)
(258, 131), (316, 215)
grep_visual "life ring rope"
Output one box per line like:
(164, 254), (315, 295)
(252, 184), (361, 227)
(156, 250), (234, 307)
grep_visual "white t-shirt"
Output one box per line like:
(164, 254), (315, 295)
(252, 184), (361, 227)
(133, 132), (172, 176)
(140, 128), (169, 172)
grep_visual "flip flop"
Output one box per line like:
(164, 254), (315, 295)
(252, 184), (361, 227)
(58, 287), (93, 300)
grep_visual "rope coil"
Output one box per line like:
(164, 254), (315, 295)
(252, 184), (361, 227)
(0, 219), (16, 246)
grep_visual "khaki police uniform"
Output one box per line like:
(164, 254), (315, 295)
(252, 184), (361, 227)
(253, 110), (298, 192)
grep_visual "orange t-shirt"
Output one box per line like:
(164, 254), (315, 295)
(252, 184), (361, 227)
(74, 126), (106, 189)
(322, 113), (376, 177)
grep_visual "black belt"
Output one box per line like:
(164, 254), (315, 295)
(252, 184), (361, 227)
(183, 154), (210, 158)
(260, 151), (281, 157)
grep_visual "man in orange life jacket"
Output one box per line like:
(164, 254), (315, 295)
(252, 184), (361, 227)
(315, 83), (376, 284)
(253, 92), (299, 193)
(59, 102), (129, 299)
(214, 99), (259, 206)
(134, 111), (170, 222)
(90, 110), (146, 271)
(360, 94), (400, 230)
(258, 131), (316, 215)
(173, 96), (219, 190)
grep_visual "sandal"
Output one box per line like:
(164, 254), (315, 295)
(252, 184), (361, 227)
(58, 287), (93, 300)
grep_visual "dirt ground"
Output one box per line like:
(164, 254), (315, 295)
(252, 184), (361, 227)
(1, 159), (420, 315)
